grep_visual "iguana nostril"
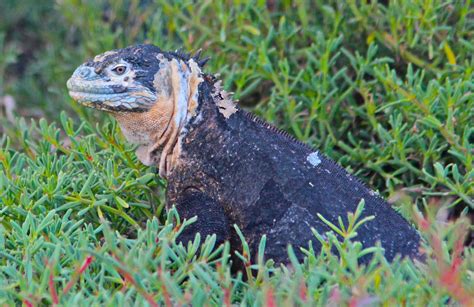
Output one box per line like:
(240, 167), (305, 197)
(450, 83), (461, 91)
(77, 66), (92, 78)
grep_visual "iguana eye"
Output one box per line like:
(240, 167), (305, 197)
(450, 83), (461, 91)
(111, 65), (127, 75)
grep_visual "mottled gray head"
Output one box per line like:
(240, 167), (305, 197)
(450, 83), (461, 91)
(67, 44), (208, 113)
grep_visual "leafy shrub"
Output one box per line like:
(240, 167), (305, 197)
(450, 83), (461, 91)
(0, 0), (473, 305)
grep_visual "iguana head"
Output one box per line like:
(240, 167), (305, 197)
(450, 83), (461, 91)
(67, 44), (205, 112)
(67, 44), (209, 176)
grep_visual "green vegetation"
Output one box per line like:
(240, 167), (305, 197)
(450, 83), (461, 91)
(0, 0), (472, 305)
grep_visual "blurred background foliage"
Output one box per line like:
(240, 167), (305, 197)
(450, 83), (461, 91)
(0, 0), (473, 304)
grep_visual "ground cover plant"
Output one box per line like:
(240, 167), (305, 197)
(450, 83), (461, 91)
(0, 0), (473, 305)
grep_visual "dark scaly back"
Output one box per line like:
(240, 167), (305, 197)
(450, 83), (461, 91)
(239, 108), (379, 194)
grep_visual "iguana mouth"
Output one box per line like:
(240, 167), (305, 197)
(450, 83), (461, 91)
(67, 90), (132, 111)
(67, 87), (143, 112)
(68, 80), (136, 109)
(67, 83), (127, 95)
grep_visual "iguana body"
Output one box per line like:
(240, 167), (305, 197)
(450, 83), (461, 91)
(67, 44), (422, 264)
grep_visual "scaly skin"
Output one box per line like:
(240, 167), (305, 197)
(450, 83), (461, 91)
(67, 44), (422, 266)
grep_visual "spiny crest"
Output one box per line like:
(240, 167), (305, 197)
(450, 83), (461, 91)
(167, 47), (210, 67)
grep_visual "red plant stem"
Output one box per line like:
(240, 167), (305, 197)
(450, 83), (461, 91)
(265, 287), (276, 307)
(439, 228), (472, 306)
(49, 269), (59, 305)
(299, 280), (307, 303)
(78, 255), (94, 274)
(23, 299), (33, 307)
(223, 287), (231, 307)
(63, 255), (94, 295)
(161, 284), (172, 307)
(420, 215), (472, 306)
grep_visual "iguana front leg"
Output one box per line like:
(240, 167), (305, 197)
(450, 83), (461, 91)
(170, 188), (231, 246)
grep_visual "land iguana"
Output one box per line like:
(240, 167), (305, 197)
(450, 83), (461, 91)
(67, 44), (422, 264)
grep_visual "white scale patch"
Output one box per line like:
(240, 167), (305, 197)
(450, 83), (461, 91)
(213, 80), (237, 118)
(307, 151), (321, 166)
